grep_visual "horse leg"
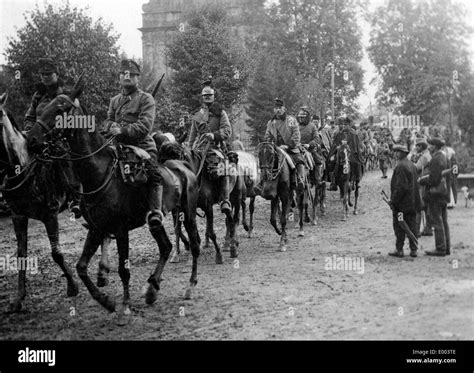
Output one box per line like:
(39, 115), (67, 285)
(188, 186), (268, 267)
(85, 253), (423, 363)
(206, 206), (223, 264)
(354, 182), (360, 215)
(298, 190), (305, 237)
(312, 185), (318, 225)
(44, 216), (79, 297)
(183, 212), (200, 300)
(279, 194), (290, 251)
(169, 211), (181, 264)
(8, 216), (28, 313)
(146, 224), (173, 305)
(229, 193), (240, 259)
(320, 183), (327, 216)
(76, 230), (115, 312)
(116, 231), (131, 325)
(270, 198), (282, 235)
(248, 196), (255, 238)
(97, 236), (111, 287)
(241, 194), (249, 233)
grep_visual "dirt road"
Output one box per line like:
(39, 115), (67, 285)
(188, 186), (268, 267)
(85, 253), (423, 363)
(1, 169), (473, 340)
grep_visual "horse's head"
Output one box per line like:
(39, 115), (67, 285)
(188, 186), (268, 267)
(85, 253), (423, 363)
(257, 142), (277, 182)
(0, 92), (29, 167)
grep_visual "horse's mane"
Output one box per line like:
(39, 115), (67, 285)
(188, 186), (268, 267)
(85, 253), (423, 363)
(1, 109), (28, 165)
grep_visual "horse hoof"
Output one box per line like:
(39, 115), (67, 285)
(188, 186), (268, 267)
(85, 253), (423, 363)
(298, 231), (305, 237)
(97, 276), (109, 288)
(184, 286), (194, 300)
(116, 307), (131, 326)
(304, 217), (311, 223)
(215, 254), (224, 265)
(169, 252), (180, 264)
(230, 250), (238, 259)
(342, 217), (347, 222)
(320, 211), (326, 216)
(312, 220), (318, 226)
(353, 210), (358, 215)
(145, 286), (158, 305)
(247, 232), (252, 239)
(279, 245), (287, 252)
(67, 282), (80, 297)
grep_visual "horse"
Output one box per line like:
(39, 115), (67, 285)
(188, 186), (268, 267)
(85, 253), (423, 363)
(158, 139), (244, 264)
(257, 142), (292, 251)
(26, 80), (201, 323)
(235, 150), (260, 238)
(0, 91), (80, 312)
(303, 146), (327, 225)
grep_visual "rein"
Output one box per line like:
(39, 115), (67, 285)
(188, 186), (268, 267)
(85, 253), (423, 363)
(258, 143), (285, 181)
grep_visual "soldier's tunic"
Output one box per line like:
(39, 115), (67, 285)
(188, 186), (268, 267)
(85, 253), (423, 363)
(103, 87), (157, 152)
(189, 102), (231, 150)
(264, 115), (305, 165)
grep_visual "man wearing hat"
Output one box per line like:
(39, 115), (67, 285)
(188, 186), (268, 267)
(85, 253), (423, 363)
(418, 138), (451, 256)
(297, 107), (323, 185)
(264, 98), (305, 192)
(188, 83), (232, 214)
(24, 57), (82, 217)
(413, 138), (432, 236)
(103, 59), (164, 228)
(389, 144), (422, 258)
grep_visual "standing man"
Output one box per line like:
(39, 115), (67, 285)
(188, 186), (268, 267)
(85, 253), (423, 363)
(264, 98), (305, 192)
(188, 85), (232, 213)
(418, 138), (451, 256)
(378, 140), (391, 179)
(413, 139), (432, 237)
(231, 135), (245, 151)
(103, 59), (164, 228)
(24, 57), (82, 218)
(389, 145), (422, 258)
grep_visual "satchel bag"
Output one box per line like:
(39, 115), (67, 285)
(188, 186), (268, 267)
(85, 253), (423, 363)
(429, 176), (447, 197)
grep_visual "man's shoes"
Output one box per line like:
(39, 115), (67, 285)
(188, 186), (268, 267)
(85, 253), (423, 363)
(410, 250), (417, 258)
(388, 250), (404, 258)
(425, 250), (446, 257)
(221, 200), (231, 215)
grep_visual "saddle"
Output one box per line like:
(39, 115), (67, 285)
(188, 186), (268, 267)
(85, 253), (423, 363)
(115, 144), (151, 186)
(276, 146), (295, 170)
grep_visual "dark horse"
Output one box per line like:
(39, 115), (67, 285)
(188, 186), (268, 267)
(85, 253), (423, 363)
(257, 142), (293, 251)
(159, 139), (244, 264)
(334, 144), (363, 221)
(26, 81), (200, 323)
(303, 147), (327, 226)
(0, 92), (79, 312)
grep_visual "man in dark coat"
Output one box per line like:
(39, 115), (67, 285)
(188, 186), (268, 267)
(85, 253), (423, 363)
(389, 144), (422, 258)
(24, 57), (82, 218)
(418, 138), (451, 256)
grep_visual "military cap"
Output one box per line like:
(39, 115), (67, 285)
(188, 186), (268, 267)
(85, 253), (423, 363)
(201, 86), (215, 95)
(427, 137), (445, 148)
(120, 59), (140, 75)
(393, 144), (409, 153)
(39, 58), (58, 74)
(274, 98), (284, 107)
(416, 138), (428, 147)
(298, 106), (310, 117)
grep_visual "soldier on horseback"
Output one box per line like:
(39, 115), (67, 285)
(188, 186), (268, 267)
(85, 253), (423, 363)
(24, 57), (82, 218)
(264, 98), (305, 192)
(188, 84), (232, 214)
(102, 59), (164, 228)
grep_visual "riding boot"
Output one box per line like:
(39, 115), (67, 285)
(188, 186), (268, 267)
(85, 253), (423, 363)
(296, 164), (305, 193)
(290, 170), (297, 191)
(147, 184), (164, 228)
(220, 176), (231, 215)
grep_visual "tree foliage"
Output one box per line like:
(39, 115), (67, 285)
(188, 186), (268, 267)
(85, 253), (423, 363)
(368, 0), (474, 126)
(3, 3), (120, 125)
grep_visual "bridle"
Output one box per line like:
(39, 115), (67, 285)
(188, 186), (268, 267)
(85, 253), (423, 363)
(258, 142), (285, 181)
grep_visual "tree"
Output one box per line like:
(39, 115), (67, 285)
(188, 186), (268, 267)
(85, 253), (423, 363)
(368, 0), (474, 126)
(244, 0), (365, 143)
(165, 4), (251, 113)
(3, 3), (120, 125)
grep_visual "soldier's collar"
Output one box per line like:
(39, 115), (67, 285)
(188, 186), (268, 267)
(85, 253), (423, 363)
(121, 86), (138, 97)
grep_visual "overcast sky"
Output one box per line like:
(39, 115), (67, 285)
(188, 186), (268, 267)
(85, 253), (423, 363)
(1, 0), (473, 112)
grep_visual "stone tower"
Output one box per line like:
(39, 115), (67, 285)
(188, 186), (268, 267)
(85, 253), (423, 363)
(140, 0), (252, 76)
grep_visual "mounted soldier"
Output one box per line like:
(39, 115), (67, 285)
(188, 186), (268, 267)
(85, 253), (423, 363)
(188, 84), (232, 214)
(297, 107), (323, 184)
(264, 98), (305, 192)
(24, 57), (82, 218)
(102, 59), (164, 228)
